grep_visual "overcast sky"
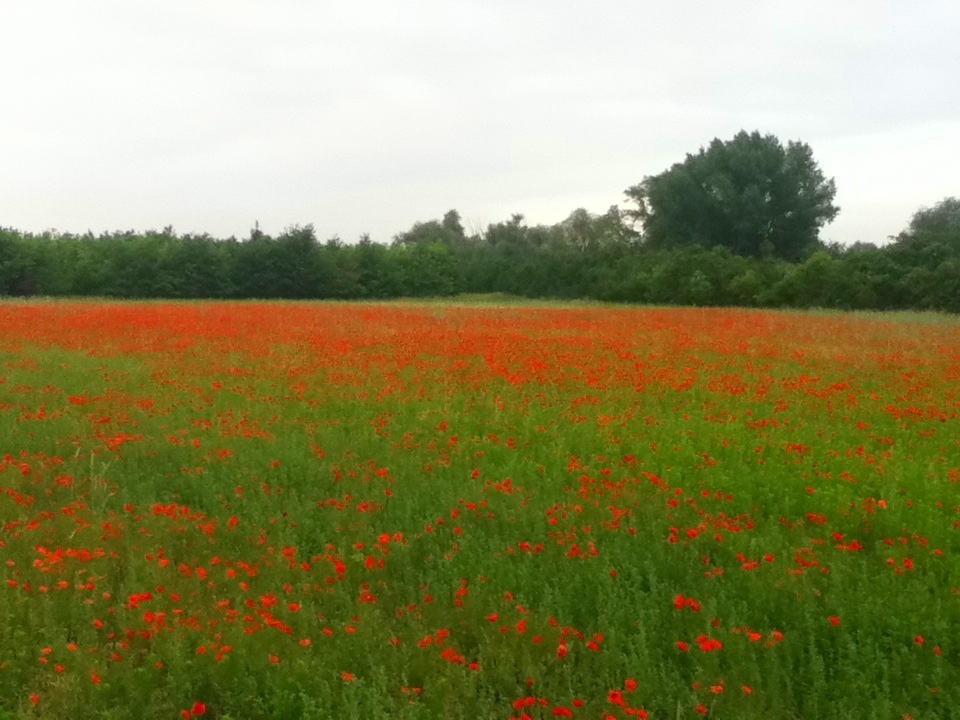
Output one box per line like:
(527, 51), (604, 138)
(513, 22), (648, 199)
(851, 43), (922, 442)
(3, 1), (958, 245)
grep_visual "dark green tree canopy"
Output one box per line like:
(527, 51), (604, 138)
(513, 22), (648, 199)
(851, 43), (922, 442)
(624, 130), (839, 261)
(901, 197), (960, 245)
(887, 197), (960, 275)
(392, 209), (466, 247)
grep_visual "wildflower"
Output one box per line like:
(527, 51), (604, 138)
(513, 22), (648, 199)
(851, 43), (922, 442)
(608, 690), (626, 706)
(697, 635), (723, 652)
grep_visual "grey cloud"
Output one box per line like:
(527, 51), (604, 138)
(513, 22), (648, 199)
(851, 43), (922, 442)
(1, 0), (957, 243)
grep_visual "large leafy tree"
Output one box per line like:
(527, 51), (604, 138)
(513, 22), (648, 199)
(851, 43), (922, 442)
(895, 197), (960, 253)
(625, 130), (839, 261)
(392, 209), (467, 247)
(888, 197), (960, 311)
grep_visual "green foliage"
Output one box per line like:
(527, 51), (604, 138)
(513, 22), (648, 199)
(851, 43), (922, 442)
(0, 229), (29, 294)
(1, 195), (960, 312)
(904, 197), (960, 246)
(390, 243), (463, 297)
(625, 131), (839, 261)
(393, 210), (467, 248)
(554, 206), (638, 252)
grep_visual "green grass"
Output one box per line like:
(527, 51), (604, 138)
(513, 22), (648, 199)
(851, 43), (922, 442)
(0, 300), (958, 719)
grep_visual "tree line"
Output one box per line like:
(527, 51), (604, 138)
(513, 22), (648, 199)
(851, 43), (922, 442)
(1, 131), (958, 311)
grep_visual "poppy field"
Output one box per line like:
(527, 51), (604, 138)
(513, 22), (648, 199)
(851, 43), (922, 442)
(1, 301), (959, 720)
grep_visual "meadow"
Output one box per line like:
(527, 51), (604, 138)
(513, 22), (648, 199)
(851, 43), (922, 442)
(1, 301), (958, 719)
